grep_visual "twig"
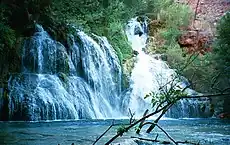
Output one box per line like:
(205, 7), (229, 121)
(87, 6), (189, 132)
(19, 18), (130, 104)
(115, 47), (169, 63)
(128, 108), (135, 124)
(155, 123), (177, 145)
(155, 134), (159, 140)
(193, 0), (201, 25)
(142, 122), (177, 145)
(155, 99), (167, 112)
(93, 120), (114, 145)
(102, 93), (229, 144)
(136, 109), (149, 134)
(131, 136), (159, 142)
(176, 141), (199, 145)
(131, 136), (160, 142)
(146, 102), (174, 133)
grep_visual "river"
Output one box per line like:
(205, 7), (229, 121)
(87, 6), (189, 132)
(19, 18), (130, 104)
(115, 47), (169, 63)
(0, 118), (229, 145)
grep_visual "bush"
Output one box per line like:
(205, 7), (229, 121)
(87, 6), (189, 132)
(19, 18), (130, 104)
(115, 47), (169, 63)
(0, 23), (16, 50)
(214, 12), (230, 69)
(159, 3), (192, 28)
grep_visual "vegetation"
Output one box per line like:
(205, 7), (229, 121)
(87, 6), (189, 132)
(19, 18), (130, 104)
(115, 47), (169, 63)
(92, 1), (230, 144)
(213, 12), (230, 80)
(0, 0), (150, 84)
(0, 0), (229, 144)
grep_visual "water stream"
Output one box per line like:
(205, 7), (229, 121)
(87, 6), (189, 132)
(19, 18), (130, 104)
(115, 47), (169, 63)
(122, 18), (209, 118)
(0, 119), (229, 145)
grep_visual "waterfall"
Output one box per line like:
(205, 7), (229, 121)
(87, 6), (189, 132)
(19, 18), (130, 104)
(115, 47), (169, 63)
(6, 25), (122, 121)
(123, 18), (210, 118)
(1, 19), (211, 121)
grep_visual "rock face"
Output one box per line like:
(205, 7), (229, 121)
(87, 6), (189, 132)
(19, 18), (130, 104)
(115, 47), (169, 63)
(178, 0), (230, 34)
(178, 30), (212, 54)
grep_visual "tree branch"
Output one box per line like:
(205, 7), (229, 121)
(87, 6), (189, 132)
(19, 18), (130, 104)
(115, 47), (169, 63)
(130, 135), (161, 143)
(104, 102), (173, 145)
(146, 102), (173, 133)
(142, 122), (177, 145)
(136, 109), (149, 134)
(128, 108), (135, 124)
(93, 120), (114, 145)
(193, 0), (201, 26)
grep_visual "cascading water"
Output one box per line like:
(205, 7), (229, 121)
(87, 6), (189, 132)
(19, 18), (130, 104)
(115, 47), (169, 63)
(0, 19), (210, 121)
(123, 18), (210, 118)
(6, 24), (122, 121)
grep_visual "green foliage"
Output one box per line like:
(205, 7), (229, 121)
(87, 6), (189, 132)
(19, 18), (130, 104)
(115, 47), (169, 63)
(0, 23), (16, 50)
(145, 87), (188, 109)
(160, 28), (182, 45)
(165, 44), (215, 92)
(117, 125), (127, 136)
(159, 3), (192, 28)
(214, 12), (230, 69)
(209, 12), (230, 96)
(49, 0), (136, 62)
(144, 0), (173, 18)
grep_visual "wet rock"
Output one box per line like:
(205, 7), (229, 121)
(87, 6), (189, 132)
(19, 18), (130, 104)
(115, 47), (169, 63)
(134, 25), (143, 36)
(133, 50), (139, 56)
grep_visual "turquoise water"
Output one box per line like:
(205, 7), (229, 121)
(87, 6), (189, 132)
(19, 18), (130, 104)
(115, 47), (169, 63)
(0, 119), (229, 145)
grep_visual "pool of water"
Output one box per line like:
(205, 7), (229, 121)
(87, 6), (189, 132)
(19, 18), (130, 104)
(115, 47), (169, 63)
(0, 118), (229, 145)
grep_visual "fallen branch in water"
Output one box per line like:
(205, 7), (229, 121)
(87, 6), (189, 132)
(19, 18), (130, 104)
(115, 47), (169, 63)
(131, 135), (162, 143)
(176, 140), (199, 145)
(142, 122), (177, 144)
(131, 136), (199, 145)
(104, 102), (174, 145)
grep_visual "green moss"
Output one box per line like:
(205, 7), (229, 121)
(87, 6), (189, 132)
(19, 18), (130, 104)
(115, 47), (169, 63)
(57, 72), (69, 89)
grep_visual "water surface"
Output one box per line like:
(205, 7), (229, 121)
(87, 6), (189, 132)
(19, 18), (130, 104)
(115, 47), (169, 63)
(0, 119), (229, 145)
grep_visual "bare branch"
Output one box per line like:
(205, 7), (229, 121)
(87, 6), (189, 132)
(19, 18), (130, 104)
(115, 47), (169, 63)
(146, 102), (174, 133)
(176, 141), (199, 145)
(193, 0), (201, 27)
(142, 122), (177, 145)
(93, 120), (114, 145)
(104, 102), (174, 145)
(128, 108), (135, 124)
(136, 109), (149, 134)
(101, 93), (230, 144)
(130, 136), (161, 143)
(155, 134), (159, 140)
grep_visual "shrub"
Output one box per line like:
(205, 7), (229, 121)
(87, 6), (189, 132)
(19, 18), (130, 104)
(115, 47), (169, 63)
(214, 12), (230, 69)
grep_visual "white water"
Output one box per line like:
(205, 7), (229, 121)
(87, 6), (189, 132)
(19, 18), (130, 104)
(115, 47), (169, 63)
(124, 18), (203, 117)
(2, 19), (208, 121)
(7, 25), (122, 121)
